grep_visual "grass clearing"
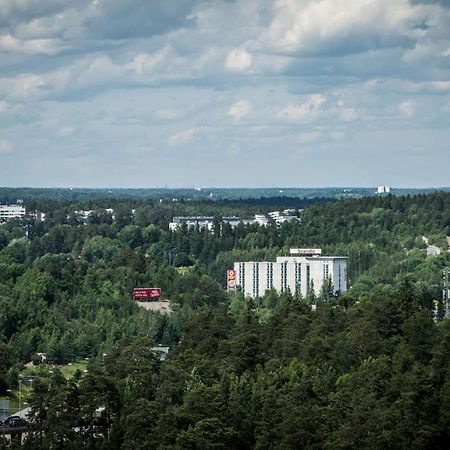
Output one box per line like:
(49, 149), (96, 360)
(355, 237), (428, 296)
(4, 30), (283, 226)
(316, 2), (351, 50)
(59, 360), (88, 379)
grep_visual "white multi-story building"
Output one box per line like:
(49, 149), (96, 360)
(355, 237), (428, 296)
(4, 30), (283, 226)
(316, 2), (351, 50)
(170, 210), (302, 230)
(231, 248), (347, 298)
(0, 204), (26, 222)
(254, 210), (302, 226)
(169, 216), (252, 231)
(71, 208), (133, 224)
(376, 186), (391, 194)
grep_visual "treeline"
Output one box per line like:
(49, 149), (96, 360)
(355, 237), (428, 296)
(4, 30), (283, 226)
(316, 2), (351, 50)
(16, 287), (450, 449)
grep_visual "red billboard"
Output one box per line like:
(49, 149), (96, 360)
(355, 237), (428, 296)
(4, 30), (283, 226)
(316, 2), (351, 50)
(133, 288), (161, 301)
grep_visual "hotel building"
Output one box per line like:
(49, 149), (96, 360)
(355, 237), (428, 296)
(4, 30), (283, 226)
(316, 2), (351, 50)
(230, 249), (347, 298)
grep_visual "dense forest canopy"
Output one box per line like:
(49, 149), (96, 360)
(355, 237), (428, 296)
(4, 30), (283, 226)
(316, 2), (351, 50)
(0, 191), (449, 449)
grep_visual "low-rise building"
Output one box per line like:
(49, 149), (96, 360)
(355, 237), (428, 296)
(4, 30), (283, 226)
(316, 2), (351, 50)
(254, 214), (270, 226)
(71, 208), (135, 224)
(229, 248), (347, 298)
(255, 209), (302, 226)
(169, 216), (252, 231)
(31, 211), (46, 221)
(169, 210), (302, 232)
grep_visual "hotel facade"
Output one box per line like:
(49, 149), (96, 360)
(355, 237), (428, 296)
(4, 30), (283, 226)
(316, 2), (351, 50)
(230, 249), (347, 298)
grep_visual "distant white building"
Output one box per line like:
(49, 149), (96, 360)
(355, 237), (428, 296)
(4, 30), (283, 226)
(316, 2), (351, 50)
(0, 204), (26, 222)
(426, 246), (442, 257)
(376, 186), (391, 194)
(254, 214), (270, 226)
(71, 208), (134, 224)
(169, 210), (302, 232)
(150, 346), (170, 361)
(230, 248), (347, 298)
(169, 216), (252, 231)
(254, 209), (302, 226)
(73, 210), (95, 223)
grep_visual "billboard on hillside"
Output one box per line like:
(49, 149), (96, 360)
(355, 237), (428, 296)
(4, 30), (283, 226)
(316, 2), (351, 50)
(133, 288), (161, 301)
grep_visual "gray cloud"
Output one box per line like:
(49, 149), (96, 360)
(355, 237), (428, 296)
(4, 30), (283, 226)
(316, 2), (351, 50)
(81, 0), (197, 39)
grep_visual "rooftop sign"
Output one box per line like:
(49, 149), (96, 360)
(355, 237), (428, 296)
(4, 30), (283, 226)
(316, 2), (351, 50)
(290, 248), (322, 256)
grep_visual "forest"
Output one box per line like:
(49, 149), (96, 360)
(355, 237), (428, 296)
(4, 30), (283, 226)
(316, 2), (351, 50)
(0, 191), (449, 449)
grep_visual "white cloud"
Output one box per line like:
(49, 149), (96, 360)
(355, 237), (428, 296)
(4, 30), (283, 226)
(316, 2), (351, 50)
(398, 99), (415, 117)
(264, 0), (429, 55)
(57, 127), (75, 137)
(168, 128), (198, 146)
(0, 34), (66, 55)
(0, 139), (13, 154)
(429, 81), (450, 92)
(228, 100), (252, 121)
(340, 108), (359, 122)
(126, 48), (174, 76)
(278, 94), (326, 121)
(225, 48), (252, 72)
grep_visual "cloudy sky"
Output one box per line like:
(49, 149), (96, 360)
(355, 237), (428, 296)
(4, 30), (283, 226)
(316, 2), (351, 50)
(1, 0), (450, 188)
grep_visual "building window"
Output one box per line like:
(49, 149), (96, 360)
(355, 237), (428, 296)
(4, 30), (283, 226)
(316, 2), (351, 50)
(240, 263), (245, 291)
(267, 263), (273, 289)
(323, 263), (329, 280)
(253, 263), (259, 297)
(338, 264), (341, 291)
(295, 262), (301, 294)
(281, 261), (288, 291)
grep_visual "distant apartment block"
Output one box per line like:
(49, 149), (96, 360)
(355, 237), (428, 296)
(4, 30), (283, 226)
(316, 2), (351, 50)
(376, 186), (391, 194)
(0, 204), (26, 222)
(254, 209), (302, 226)
(169, 216), (252, 231)
(170, 210), (302, 231)
(229, 248), (347, 298)
(71, 208), (135, 224)
(74, 209), (114, 223)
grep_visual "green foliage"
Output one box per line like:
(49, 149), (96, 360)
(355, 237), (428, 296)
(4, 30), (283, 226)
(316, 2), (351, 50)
(0, 191), (449, 448)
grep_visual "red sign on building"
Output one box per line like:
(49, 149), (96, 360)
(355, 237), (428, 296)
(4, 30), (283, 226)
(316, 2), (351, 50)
(133, 288), (161, 301)
(227, 269), (236, 291)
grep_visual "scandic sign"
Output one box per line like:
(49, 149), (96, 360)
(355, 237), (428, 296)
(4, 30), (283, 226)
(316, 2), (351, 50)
(290, 248), (322, 255)
(133, 288), (161, 300)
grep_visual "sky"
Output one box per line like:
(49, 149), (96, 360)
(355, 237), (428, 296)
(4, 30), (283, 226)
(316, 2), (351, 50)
(0, 0), (450, 188)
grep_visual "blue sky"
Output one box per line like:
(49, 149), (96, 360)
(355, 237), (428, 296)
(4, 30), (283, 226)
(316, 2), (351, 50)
(0, 0), (449, 188)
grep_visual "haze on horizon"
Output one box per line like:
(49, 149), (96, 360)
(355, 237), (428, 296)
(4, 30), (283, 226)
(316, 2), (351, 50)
(1, 0), (450, 188)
